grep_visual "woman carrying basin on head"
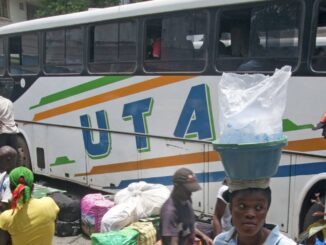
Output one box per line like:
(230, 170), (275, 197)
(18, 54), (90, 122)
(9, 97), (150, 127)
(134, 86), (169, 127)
(213, 182), (297, 245)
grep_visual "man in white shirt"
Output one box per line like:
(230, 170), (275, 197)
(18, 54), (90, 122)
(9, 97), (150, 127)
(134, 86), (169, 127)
(0, 95), (19, 152)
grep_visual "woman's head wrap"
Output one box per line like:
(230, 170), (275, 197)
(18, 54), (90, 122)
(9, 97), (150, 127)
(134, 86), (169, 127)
(9, 166), (34, 211)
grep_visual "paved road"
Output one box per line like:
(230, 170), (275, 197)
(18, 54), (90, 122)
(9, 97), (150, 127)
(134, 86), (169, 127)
(53, 234), (91, 245)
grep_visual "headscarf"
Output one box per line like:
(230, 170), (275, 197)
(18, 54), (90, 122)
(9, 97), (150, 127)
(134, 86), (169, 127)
(9, 166), (34, 212)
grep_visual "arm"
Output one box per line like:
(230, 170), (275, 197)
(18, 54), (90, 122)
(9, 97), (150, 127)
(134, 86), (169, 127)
(212, 198), (227, 236)
(195, 228), (213, 245)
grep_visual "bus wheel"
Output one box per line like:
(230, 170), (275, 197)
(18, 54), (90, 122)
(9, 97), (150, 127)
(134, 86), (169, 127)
(302, 194), (325, 243)
(17, 135), (31, 169)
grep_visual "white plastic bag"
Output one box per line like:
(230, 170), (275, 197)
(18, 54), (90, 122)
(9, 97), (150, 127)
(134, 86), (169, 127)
(101, 181), (170, 232)
(114, 181), (170, 218)
(100, 201), (137, 232)
(217, 66), (291, 144)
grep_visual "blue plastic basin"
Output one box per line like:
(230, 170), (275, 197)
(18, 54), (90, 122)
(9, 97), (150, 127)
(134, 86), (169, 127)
(213, 136), (287, 180)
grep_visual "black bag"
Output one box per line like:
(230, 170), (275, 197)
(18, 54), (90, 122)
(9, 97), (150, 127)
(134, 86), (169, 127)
(47, 192), (81, 222)
(55, 219), (81, 237)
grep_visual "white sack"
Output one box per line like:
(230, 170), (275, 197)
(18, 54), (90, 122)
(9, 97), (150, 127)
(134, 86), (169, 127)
(114, 181), (170, 219)
(100, 201), (137, 232)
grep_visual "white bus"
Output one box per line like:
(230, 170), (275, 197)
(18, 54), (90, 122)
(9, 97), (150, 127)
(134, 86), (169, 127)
(0, 0), (325, 241)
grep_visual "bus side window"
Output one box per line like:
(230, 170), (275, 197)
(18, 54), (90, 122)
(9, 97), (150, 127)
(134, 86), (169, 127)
(216, 1), (302, 72)
(144, 11), (207, 72)
(88, 20), (136, 74)
(9, 33), (39, 75)
(44, 27), (83, 74)
(312, 0), (326, 71)
(215, 9), (251, 71)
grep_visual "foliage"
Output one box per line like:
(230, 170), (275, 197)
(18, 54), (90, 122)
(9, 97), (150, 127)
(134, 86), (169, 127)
(36, 0), (120, 17)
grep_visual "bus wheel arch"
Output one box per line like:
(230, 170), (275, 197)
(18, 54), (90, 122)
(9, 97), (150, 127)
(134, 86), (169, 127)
(299, 179), (326, 240)
(17, 134), (31, 170)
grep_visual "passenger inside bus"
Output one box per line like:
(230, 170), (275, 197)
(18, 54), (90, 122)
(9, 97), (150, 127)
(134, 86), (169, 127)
(146, 19), (162, 59)
(229, 24), (266, 71)
(152, 37), (161, 59)
(217, 32), (231, 56)
(230, 25), (249, 57)
(216, 21), (253, 71)
(146, 35), (162, 59)
(236, 31), (271, 71)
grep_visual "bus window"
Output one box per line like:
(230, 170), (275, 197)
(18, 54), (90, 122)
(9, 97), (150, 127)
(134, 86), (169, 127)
(88, 20), (136, 73)
(45, 27), (83, 74)
(216, 1), (302, 72)
(0, 38), (4, 75)
(312, 0), (326, 71)
(144, 11), (207, 72)
(9, 33), (39, 75)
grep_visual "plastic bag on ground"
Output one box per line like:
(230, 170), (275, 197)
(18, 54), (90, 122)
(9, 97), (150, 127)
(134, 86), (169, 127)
(128, 222), (156, 245)
(114, 181), (170, 218)
(81, 193), (115, 236)
(217, 65), (291, 144)
(100, 201), (137, 232)
(91, 227), (138, 245)
(101, 181), (170, 232)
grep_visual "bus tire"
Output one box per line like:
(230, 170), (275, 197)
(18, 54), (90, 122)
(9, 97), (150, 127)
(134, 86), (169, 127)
(302, 195), (325, 243)
(17, 135), (31, 169)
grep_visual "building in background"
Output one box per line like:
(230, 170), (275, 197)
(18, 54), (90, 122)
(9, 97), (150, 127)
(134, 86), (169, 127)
(0, 0), (150, 26)
(0, 0), (39, 26)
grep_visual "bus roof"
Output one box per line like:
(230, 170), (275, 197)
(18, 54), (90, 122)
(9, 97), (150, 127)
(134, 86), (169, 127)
(0, 0), (264, 35)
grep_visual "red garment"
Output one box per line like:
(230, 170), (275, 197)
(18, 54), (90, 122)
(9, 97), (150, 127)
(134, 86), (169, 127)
(152, 39), (161, 58)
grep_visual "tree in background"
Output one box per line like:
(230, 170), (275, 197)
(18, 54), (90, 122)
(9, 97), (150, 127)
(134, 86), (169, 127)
(36, 0), (120, 17)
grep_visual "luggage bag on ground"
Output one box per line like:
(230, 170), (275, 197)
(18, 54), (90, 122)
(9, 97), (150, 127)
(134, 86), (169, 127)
(47, 192), (82, 237)
(47, 192), (81, 222)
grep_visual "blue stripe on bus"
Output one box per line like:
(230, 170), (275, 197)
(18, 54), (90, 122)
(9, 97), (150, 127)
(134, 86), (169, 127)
(112, 161), (326, 189)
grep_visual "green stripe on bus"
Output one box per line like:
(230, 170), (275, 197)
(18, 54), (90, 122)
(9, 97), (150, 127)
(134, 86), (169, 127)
(283, 118), (314, 132)
(50, 156), (75, 166)
(30, 76), (130, 110)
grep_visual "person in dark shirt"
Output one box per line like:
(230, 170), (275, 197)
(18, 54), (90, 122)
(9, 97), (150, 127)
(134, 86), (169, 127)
(160, 167), (212, 245)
